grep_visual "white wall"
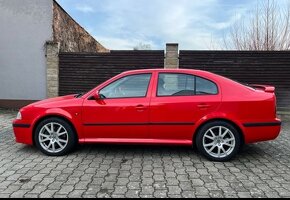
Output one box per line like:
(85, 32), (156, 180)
(0, 0), (53, 100)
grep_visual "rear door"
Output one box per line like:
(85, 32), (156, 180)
(149, 72), (222, 142)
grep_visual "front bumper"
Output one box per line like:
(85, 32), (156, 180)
(13, 120), (33, 145)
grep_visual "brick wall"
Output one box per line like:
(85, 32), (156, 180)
(52, 1), (108, 53)
(46, 1), (109, 98)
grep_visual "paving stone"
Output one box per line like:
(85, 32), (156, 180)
(181, 190), (195, 198)
(0, 108), (290, 198)
(57, 185), (74, 195)
(141, 185), (154, 195)
(39, 189), (57, 198)
(209, 190), (224, 198)
(125, 190), (140, 198)
(191, 179), (204, 186)
(23, 193), (39, 198)
(168, 186), (182, 195)
(237, 192), (252, 198)
(113, 186), (128, 194)
(10, 189), (30, 198)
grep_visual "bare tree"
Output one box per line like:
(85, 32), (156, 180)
(133, 42), (151, 50)
(224, 0), (290, 50)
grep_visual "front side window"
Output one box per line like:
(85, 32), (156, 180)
(157, 73), (195, 96)
(100, 74), (151, 98)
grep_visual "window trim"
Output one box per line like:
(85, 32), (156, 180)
(97, 73), (153, 100)
(156, 72), (219, 97)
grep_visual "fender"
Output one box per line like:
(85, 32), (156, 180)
(193, 112), (246, 139)
(31, 108), (84, 141)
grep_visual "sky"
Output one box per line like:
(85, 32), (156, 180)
(56, 0), (289, 50)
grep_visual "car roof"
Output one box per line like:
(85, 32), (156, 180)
(121, 68), (214, 75)
(121, 69), (221, 81)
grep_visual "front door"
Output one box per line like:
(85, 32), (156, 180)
(82, 73), (153, 142)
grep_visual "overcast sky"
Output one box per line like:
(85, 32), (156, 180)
(56, 0), (289, 50)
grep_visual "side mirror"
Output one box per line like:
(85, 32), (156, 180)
(94, 91), (101, 100)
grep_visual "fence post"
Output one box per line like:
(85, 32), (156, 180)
(46, 41), (60, 98)
(164, 43), (179, 69)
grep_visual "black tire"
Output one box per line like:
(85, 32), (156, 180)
(196, 121), (241, 162)
(34, 117), (77, 156)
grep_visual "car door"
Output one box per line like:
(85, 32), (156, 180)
(82, 73), (153, 142)
(149, 72), (222, 142)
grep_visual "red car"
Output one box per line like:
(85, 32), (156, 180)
(13, 69), (281, 161)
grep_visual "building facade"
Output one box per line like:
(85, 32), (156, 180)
(0, 0), (108, 108)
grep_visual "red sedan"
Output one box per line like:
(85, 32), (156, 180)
(13, 69), (281, 161)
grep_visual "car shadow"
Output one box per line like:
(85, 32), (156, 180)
(15, 141), (288, 164)
(74, 143), (274, 162)
(16, 144), (39, 154)
(76, 143), (195, 155)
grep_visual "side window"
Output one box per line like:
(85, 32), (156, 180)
(158, 73), (195, 96)
(100, 74), (151, 98)
(196, 77), (218, 95)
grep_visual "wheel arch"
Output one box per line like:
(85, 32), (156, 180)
(193, 118), (245, 147)
(32, 114), (78, 146)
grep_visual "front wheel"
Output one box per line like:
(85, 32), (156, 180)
(34, 118), (77, 156)
(196, 121), (241, 162)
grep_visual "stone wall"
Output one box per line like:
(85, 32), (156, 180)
(52, 1), (108, 53)
(164, 43), (179, 69)
(46, 42), (60, 98)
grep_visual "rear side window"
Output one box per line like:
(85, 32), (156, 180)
(157, 73), (218, 96)
(196, 77), (218, 95)
(158, 74), (195, 96)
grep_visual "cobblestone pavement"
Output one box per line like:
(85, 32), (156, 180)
(0, 108), (290, 198)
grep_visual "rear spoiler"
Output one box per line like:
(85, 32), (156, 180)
(250, 84), (275, 93)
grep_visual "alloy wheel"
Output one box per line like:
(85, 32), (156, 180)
(202, 126), (236, 159)
(38, 122), (69, 153)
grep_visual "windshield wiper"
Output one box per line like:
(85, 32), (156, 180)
(75, 93), (84, 98)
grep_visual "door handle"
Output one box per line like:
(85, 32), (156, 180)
(197, 104), (211, 109)
(136, 105), (146, 111)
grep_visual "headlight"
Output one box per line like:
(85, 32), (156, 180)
(16, 112), (22, 120)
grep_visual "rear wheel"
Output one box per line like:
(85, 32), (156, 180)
(34, 118), (77, 156)
(196, 121), (241, 162)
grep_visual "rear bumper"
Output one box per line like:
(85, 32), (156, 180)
(13, 120), (33, 145)
(242, 119), (281, 144)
